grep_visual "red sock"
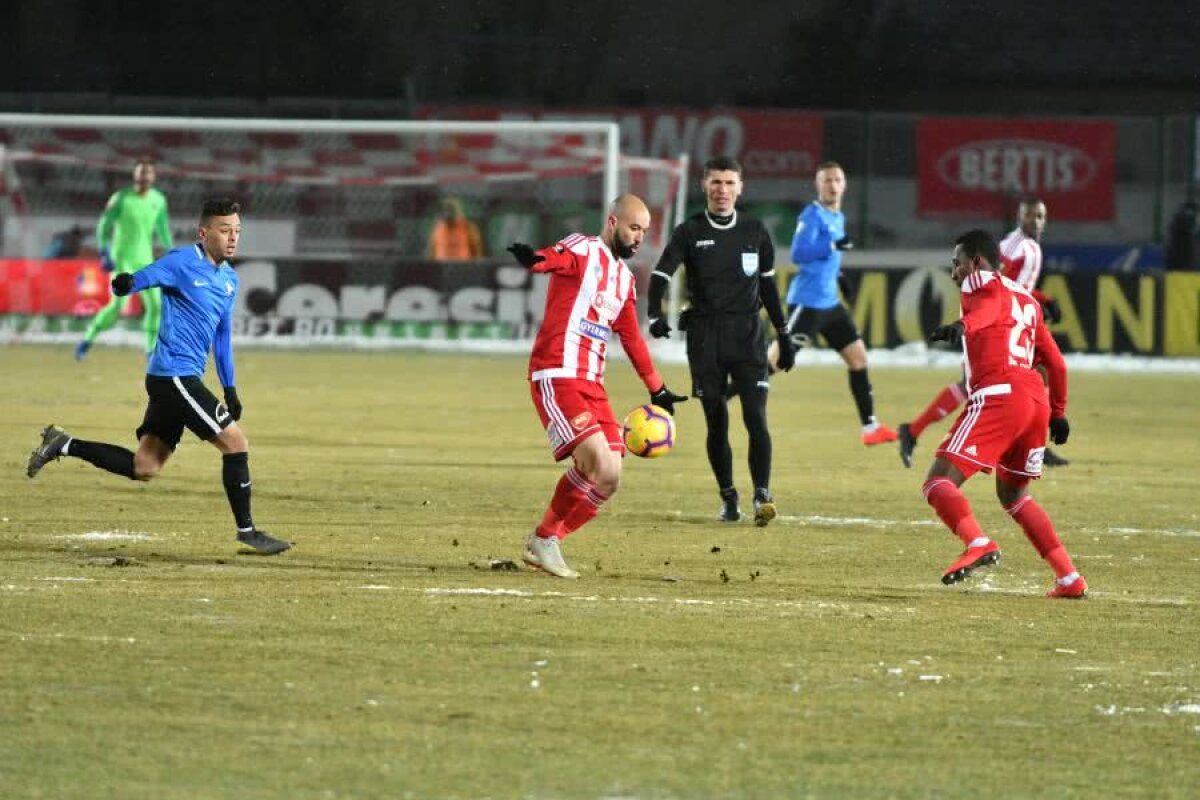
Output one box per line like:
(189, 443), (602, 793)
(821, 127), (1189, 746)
(910, 384), (966, 439)
(536, 468), (591, 540)
(1005, 496), (1075, 578)
(560, 471), (608, 538)
(923, 478), (986, 546)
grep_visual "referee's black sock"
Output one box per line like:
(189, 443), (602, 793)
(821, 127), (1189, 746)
(67, 439), (136, 480)
(221, 452), (254, 531)
(848, 368), (877, 427)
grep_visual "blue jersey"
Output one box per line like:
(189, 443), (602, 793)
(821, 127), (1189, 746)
(786, 201), (844, 309)
(130, 244), (237, 386)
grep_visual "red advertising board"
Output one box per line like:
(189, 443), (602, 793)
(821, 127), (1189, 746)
(917, 118), (1116, 221)
(0, 258), (135, 315)
(419, 105), (825, 179)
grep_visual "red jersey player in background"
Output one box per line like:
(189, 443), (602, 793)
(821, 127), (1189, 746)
(507, 194), (687, 579)
(921, 229), (1086, 598)
(898, 198), (1069, 468)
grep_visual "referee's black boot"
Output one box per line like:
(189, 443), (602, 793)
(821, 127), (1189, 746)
(236, 528), (292, 555)
(717, 488), (742, 522)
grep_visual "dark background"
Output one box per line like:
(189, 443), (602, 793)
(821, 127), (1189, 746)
(2, 0), (1198, 116)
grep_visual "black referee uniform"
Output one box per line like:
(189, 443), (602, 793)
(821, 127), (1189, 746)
(648, 208), (792, 523)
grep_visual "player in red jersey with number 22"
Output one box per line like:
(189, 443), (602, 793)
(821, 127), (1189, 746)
(508, 194), (687, 579)
(920, 229), (1087, 598)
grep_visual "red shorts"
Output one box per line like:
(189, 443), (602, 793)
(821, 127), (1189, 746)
(935, 384), (1049, 480)
(530, 378), (623, 461)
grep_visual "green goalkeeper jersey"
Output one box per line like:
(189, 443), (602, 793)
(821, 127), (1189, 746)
(96, 187), (174, 269)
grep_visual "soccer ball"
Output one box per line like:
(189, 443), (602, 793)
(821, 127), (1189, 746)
(622, 404), (676, 458)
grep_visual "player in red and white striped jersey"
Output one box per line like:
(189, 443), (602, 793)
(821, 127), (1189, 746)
(507, 194), (687, 578)
(920, 229), (1085, 598)
(897, 198), (1068, 468)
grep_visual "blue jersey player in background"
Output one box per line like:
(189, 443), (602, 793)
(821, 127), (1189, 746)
(769, 161), (898, 447)
(27, 198), (290, 555)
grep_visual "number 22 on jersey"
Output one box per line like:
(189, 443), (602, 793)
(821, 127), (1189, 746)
(1008, 296), (1038, 367)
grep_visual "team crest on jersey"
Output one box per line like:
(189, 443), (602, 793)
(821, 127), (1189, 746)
(571, 411), (593, 430)
(741, 252), (759, 276)
(224, 281), (234, 295)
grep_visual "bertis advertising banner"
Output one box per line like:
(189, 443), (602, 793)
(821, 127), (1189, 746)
(917, 118), (1116, 221)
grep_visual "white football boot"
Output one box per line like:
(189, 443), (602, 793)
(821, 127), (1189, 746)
(522, 533), (580, 579)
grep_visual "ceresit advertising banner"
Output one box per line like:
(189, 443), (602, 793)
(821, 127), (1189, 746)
(420, 105), (824, 179)
(917, 118), (1116, 221)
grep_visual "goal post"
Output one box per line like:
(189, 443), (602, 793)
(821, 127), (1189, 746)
(0, 113), (688, 351)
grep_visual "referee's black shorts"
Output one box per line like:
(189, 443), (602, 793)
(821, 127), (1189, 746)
(685, 313), (769, 401)
(136, 375), (234, 449)
(786, 303), (862, 352)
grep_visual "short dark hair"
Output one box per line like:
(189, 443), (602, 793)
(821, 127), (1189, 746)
(703, 156), (743, 177)
(955, 229), (1001, 269)
(817, 160), (844, 174)
(200, 197), (241, 224)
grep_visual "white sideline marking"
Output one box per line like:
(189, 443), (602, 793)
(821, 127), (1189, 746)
(418, 586), (918, 614)
(62, 530), (156, 541)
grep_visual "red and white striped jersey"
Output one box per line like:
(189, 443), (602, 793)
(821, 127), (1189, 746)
(998, 226), (1043, 292)
(527, 233), (661, 391)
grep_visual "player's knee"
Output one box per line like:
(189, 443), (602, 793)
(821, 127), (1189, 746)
(589, 456), (621, 497)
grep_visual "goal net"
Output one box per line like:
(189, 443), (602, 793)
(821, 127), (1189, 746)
(0, 114), (688, 348)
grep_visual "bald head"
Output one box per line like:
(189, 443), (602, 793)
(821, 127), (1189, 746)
(609, 193), (650, 222)
(604, 193), (651, 260)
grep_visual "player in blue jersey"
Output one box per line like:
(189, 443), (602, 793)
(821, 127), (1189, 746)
(770, 161), (898, 446)
(26, 198), (290, 555)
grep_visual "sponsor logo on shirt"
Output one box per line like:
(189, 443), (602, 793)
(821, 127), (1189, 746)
(696, 239), (715, 248)
(194, 279), (208, 287)
(577, 319), (611, 342)
(590, 291), (623, 318)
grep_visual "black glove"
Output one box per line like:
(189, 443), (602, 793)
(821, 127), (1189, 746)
(835, 235), (854, 251)
(1042, 298), (1062, 324)
(648, 317), (672, 339)
(223, 386), (243, 422)
(1049, 416), (1070, 445)
(929, 320), (964, 348)
(837, 273), (854, 304)
(775, 327), (796, 372)
(506, 242), (544, 269)
(111, 272), (134, 296)
(650, 385), (688, 416)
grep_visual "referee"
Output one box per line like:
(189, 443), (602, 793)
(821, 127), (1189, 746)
(26, 198), (290, 555)
(647, 156), (795, 526)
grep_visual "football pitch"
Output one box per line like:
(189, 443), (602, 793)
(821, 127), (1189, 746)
(1, 345), (1197, 799)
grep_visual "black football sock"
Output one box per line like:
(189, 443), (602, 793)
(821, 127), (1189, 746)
(221, 452), (254, 531)
(848, 368), (876, 426)
(701, 396), (734, 490)
(739, 388), (772, 491)
(67, 439), (136, 480)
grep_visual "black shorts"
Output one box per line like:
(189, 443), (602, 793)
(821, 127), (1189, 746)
(684, 313), (769, 400)
(136, 375), (234, 449)
(786, 304), (861, 352)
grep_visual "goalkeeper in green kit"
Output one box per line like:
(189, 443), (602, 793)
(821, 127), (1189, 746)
(75, 158), (174, 360)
